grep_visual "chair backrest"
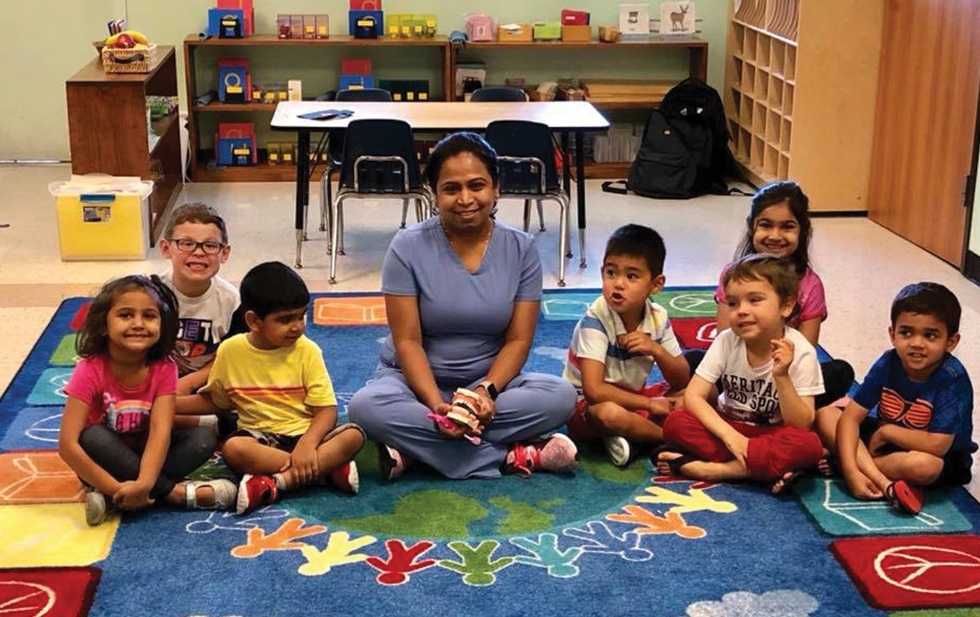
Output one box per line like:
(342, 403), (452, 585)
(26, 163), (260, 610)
(470, 87), (529, 102)
(329, 89), (394, 160)
(339, 119), (422, 193)
(336, 88), (393, 102)
(484, 120), (560, 194)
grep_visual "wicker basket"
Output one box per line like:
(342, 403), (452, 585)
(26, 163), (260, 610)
(101, 44), (156, 73)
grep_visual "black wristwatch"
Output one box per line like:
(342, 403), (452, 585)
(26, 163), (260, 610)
(477, 380), (498, 401)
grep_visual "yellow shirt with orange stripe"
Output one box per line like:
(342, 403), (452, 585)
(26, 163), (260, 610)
(201, 333), (336, 436)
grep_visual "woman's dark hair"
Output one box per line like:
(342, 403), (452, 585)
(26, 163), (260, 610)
(735, 180), (812, 275)
(76, 274), (180, 362)
(239, 261), (310, 318)
(425, 131), (499, 192)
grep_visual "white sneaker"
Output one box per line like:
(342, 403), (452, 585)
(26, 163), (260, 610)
(185, 479), (238, 510)
(85, 489), (109, 526)
(603, 436), (633, 468)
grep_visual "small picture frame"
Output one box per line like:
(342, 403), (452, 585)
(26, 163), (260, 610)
(660, 2), (695, 35)
(619, 4), (651, 37)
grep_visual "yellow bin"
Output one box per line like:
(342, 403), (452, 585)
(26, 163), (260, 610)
(49, 176), (154, 261)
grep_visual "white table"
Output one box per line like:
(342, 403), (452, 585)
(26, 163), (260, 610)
(271, 100), (610, 269)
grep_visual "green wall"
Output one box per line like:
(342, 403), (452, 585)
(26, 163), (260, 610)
(1, 0), (726, 160)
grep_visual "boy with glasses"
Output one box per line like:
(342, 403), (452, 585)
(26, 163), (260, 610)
(161, 203), (240, 434)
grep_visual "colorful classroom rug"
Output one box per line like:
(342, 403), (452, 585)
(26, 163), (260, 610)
(2, 288), (980, 617)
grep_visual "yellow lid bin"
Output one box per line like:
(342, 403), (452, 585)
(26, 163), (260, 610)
(48, 175), (154, 261)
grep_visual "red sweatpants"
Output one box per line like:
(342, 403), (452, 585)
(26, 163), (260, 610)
(662, 408), (823, 482)
(566, 382), (670, 442)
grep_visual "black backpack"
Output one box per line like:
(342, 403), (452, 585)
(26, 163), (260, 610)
(603, 110), (697, 199)
(603, 78), (744, 199)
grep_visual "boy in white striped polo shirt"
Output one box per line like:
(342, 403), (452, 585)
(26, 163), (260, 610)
(562, 224), (691, 467)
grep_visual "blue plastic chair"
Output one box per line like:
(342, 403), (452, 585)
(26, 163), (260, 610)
(329, 118), (432, 283)
(315, 88), (395, 248)
(469, 87), (548, 234)
(469, 86), (529, 102)
(484, 119), (570, 286)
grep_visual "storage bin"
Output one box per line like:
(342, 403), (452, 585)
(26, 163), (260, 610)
(498, 23), (532, 43)
(49, 176), (154, 261)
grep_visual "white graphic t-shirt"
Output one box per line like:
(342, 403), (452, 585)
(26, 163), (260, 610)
(161, 272), (240, 374)
(695, 327), (824, 425)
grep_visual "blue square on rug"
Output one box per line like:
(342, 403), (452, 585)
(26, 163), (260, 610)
(793, 476), (971, 536)
(0, 406), (62, 451)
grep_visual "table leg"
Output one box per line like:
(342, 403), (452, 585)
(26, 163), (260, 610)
(561, 132), (573, 259)
(294, 130), (310, 269)
(575, 130), (587, 269)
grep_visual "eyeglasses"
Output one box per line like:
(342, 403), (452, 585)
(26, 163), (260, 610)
(169, 238), (225, 255)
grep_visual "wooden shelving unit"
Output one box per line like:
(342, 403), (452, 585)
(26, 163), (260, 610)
(184, 35), (453, 183)
(723, 0), (882, 211)
(184, 34), (708, 182)
(65, 46), (182, 243)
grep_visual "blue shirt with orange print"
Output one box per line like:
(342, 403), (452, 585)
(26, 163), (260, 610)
(854, 349), (976, 469)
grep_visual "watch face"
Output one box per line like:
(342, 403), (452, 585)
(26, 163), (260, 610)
(481, 382), (497, 400)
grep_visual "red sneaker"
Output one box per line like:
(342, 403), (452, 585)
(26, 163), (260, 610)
(328, 461), (360, 495)
(505, 434), (578, 476)
(235, 474), (279, 515)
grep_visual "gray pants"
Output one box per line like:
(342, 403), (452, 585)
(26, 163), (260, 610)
(79, 424), (217, 500)
(347, 369), (576, 479)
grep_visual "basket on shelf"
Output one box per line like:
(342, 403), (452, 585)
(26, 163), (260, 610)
(101, 45), (157, 73)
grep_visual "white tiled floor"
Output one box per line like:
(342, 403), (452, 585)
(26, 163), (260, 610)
(3, 163), (980, 496)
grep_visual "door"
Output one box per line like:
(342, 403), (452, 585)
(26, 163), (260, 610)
(868, 0), (980, 266)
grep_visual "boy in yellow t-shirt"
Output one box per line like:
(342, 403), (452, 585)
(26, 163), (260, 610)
(185, 261), (364, 514)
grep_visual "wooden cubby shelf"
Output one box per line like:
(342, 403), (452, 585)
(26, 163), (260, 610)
(723, 0), (879, 211)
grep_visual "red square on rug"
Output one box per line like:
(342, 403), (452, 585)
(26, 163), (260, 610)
(671, 317), (716, 351)
(831, 534), (980, 610)
(0, 566), (101, 616)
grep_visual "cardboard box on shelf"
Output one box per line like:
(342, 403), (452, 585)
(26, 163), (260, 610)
(498, 23), (532, 43)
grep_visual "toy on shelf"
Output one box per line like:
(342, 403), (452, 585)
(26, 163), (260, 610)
(206, 0), (253, 37)
(339, 57), (373, 91)
(215, 122), (256, 166)
(387, 14), (437, 38)
(218, 59), (251, 103)
(349, 10), (383, 38)
(379, 79), (429, 101)
(208, 8), (243, 38)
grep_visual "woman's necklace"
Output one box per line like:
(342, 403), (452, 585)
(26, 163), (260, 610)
(443, 221), (494, 260)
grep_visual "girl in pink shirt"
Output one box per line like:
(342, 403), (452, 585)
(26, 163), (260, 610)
(58, 275), (236, 526)
(706, 182), (854, 408)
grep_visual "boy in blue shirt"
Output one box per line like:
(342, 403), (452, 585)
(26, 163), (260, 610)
(816, 282), (975, 514)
